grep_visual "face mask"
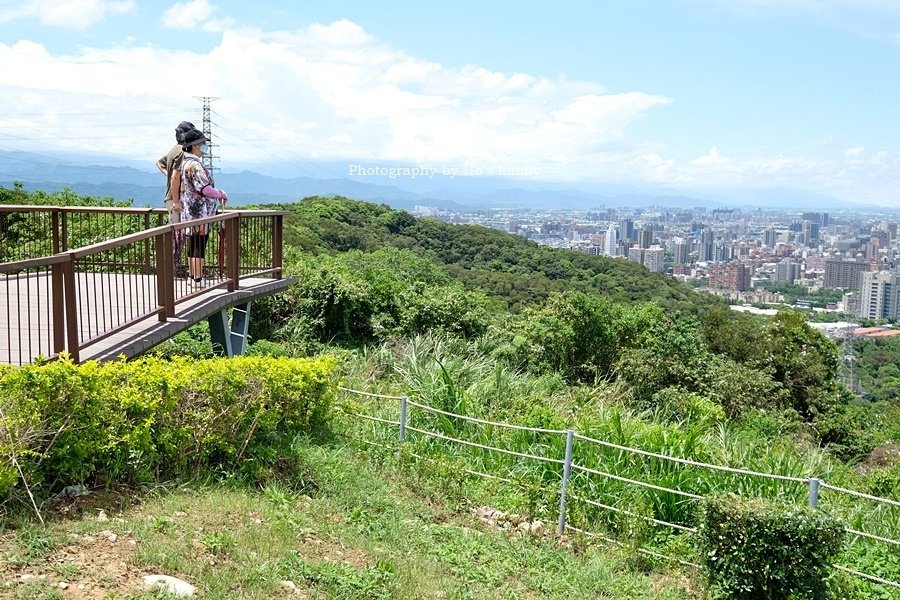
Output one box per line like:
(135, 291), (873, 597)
(200, 143), (209, 154)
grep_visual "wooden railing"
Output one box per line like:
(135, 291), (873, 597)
(0, 205), (167, 261)
(0, 207), (286, 365)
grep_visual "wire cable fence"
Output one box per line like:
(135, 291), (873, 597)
(337, 386), (900, 592)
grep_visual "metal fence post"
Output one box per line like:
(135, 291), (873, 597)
(557, 429), (575, 535)
(808, 478), (820, 509)
(399, 396), (408, 443)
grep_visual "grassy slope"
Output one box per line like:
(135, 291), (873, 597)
(0, 438), (696, 600)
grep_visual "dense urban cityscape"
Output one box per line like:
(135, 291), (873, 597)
(414, 204), (900, 326)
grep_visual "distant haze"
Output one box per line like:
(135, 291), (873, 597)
(0, 150), (888, 214)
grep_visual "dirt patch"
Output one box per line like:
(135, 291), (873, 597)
(859, 442), (900, 474)
(652, 571), (704, 599)
(41, 486), (148, 523)
(295, 533), (373, 570)
(1, 530), (145, 599)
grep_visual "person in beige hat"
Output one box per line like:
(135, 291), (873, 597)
(156, 120), (194, 277)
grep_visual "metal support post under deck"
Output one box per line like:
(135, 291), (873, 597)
(230, 302), (251, 356)
(208, 301), (252, 358)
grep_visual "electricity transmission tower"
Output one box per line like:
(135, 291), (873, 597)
(194, 96), (220, 183)
(839, 317), (858, 394)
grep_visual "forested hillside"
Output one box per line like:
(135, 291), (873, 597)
(270, 196), (717, 314)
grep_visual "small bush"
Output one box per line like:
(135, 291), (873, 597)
(652, 386), (725, 426)
(0, 355), (337, 498)
(700, 495), (844, 600)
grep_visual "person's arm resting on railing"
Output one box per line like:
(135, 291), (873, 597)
(200, 185), (227, 203)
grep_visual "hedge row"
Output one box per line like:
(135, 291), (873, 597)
(0, 355), (337, 497)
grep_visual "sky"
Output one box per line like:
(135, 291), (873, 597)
(1, 0), (900, 204)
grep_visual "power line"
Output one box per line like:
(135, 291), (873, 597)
(210, 123), (326, 180)
(209, 109), (344, 179)
(0, 108), (194, 119)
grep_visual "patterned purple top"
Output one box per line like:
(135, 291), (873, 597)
(179, 154), (224, 231)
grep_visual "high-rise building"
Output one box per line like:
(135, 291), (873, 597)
(802, 212), (829, 227)
(710, 262), (751, 291)
(859, 271), (900, 320)
(604, 223), (617, 256)
(775, 260), (801, 284)
(731, 263), (752, 291)
(803, 221), (821, 247)
(619, 218), (635, 243)
(627, 247), (644, 264)
(866, 238), (881, 260)
(824, 259), (868, 290)
(674, 239), (690, 266)
(713, 241), (730, 262)
(638, 226), (654, 249)
(763, 227), (777, 248)
(643, 246), (665, 273)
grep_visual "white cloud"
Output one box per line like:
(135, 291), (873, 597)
(161, 0), (215, 29)
(0, 0), (134, 29)
(1, 17), (899, 204)
(0, 19), (676, 180)
(844, 146), (865, 159)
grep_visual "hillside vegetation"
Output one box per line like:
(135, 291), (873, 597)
(2, 188), (900, 598)
(270, 196), (717, 314)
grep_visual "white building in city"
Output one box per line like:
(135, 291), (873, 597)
(604, 223), (617, 256)
(859, 271), (900, 320)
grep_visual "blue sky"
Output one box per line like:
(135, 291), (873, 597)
(1, 0), (900, 204)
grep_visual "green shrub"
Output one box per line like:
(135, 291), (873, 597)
(0, 355), (337, 498)
(652, 386), (725, 426)
(700, 494), (845, 599)
(812, 401), (879, 461)
(246, 339), (295, 358)
(398, 283), (492, 338)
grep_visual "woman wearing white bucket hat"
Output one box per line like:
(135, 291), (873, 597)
(178, 128), (228, 286)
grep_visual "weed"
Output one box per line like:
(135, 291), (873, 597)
(198, 530), (235, 557)
(149, 515), (176, 533)
(13, 526), (57, 559)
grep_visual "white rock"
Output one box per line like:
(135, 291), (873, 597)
(530, 520), (545, 534)
(280, 580), (298, 592)
(19, 574), (35, 582)
(97, 510), (108, 521)
(58, 582), (69, 590)
(143, 575), (196, 598)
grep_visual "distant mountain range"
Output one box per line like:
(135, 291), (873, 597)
(0, 150), (876, 213)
